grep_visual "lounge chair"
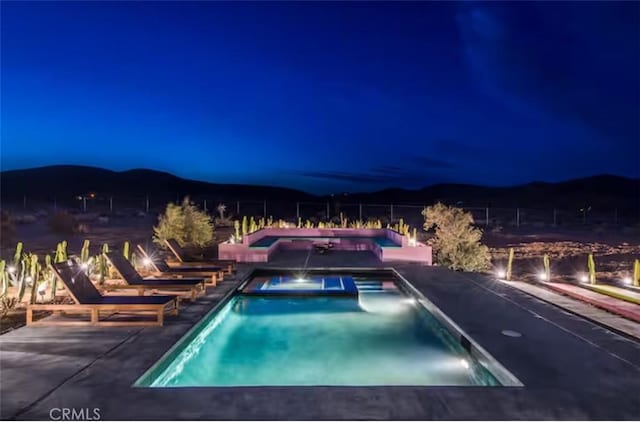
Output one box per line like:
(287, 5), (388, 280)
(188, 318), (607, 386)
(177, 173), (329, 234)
(104, 252), (206, 301)
(314, 242), (335, 254)
(164, 238), (235, 274)
(27, 260), (179, 326)
(136, 245), (223, 285)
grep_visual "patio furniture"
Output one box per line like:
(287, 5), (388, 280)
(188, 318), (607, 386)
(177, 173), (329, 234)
(136, 245), (223, 285)
(164, 238), (235, 274)
(27, 260), (179, 326)
(104, 252), (206, 301)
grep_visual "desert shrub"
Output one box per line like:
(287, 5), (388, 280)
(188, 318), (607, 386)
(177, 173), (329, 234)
(48, 212), (77, 235)
(153, 197), (213, 248)
(214, 216), (233, 227)
(422, 203), (491, 272)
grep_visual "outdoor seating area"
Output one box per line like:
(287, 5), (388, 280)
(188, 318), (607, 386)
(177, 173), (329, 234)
(27, 260), (179, 326)
(218, 227), (433, 263)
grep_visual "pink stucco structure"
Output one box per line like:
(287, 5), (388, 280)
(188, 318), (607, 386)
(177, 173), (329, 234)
(218, 227), (432, 264)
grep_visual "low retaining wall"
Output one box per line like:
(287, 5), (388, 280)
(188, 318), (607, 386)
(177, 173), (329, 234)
(218, 228), (432, 264)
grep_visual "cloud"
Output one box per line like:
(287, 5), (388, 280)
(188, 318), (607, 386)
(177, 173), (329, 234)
(291, 154), (456, 187)
(457, 3), (640, 146)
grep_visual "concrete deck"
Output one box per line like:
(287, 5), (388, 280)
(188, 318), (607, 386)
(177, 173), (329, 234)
(499, 279), (640, 339)
(1, 250), (640, 420)
(542, 282), (640, 322)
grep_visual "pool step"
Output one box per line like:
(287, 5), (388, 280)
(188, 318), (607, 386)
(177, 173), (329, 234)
(354, 281), (386, 293)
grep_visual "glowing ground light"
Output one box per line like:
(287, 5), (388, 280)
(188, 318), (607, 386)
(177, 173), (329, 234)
(623, 277), (632, 285)
(142, 258), (153, 266)
(7, 266), (16, 273)
(538, 272), (548, 281)
(579, 274), (589, 283)
(496, 269), (506, 279)
(25, 276), (33, 283)
(81, 263), (89, 270)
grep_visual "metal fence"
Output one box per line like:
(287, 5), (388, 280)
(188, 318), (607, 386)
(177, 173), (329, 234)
(2, 194), (636, 228)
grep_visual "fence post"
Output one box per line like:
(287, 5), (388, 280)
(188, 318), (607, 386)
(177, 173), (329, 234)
(553, 208), (557, 226)
(516, 208), (520, 227)
(53, 197), (57, 212)
(145, 196), (150, 213)
(485, 207), (489, 226)
(203, 200), (207, 212)
(83, 197), (87, 213)
(390, 204), (394, 222)
(236, 201), (240, 216)
(109, 196), (113, 213)
(263, 200), (267, 218)
(326, 202), (330, 219)
(614, 208), (618, 225)
(23, 195), (27, 210)
(359, 203), (363, 221)
(296, 202), (300, 219)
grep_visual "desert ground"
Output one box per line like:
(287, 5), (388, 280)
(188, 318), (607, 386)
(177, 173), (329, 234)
(1, 208), (638, 333)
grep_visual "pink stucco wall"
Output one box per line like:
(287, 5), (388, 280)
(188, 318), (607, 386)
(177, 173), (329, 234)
(218, 227), (432, 264)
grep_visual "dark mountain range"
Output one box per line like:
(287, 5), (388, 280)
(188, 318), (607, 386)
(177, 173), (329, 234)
(1, 166), (638, 213)
(0, 165), (316, 202)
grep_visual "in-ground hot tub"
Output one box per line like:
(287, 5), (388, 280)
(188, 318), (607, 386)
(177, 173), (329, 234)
(136, 268), (520, 387)
(218, 228), (432, 263)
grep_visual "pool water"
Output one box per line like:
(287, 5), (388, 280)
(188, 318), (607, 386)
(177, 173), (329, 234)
(139, 276), (501, 387)
(250, 236), (400, 248)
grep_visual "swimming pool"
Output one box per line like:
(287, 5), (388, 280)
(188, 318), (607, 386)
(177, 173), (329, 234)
(136, 269), (520, 387)
(250, 235), (401, 248)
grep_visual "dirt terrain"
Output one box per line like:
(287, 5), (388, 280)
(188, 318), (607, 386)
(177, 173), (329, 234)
(1, 212), (638, 333)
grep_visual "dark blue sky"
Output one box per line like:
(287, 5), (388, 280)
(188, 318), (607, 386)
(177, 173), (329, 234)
(2, 2), (638, 194)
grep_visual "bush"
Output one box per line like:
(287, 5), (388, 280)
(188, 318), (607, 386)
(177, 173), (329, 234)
(153, 197), (213, 248)
(48, 212), (77, 235)
(422, 203), (491, 272)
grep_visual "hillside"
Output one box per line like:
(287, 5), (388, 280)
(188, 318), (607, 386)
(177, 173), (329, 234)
(1, 166), (638, 213)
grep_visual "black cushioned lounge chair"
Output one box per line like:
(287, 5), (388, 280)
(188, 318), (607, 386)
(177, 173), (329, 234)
(27, 260), (179, 326)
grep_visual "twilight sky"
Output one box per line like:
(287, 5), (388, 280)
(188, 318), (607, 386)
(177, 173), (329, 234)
(1, 1), (638, 194)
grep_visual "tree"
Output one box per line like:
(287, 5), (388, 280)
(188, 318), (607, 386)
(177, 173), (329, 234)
(153, 197), (213, 248)
(422, 203), (491, 272)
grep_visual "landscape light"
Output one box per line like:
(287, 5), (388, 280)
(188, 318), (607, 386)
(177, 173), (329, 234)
(496, 269), (506, 279)
(80, 263), (89, 270)
(578, 274), (589, 283)
(622, 277), (632, 285)
(25, 276), (33, 283)
(142, 257), (152, 267)
(460, 359), (470, 369)
(7, 266), (16, 274)
(538, 272), (548, 281)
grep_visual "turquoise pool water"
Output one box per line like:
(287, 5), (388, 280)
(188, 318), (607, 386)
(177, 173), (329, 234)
(138, 275), (500, 387)
(250, 235), (400, 248)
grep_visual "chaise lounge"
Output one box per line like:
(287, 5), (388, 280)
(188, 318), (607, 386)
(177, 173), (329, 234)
(164, 238), (235, 274)
(136, 245), (223, 285)
(104, 252), (206, 301)
(27, 260), (179, 326)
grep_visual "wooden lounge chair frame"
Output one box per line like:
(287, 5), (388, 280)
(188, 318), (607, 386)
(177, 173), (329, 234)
(104, 252), (206, 301)
(27, 261), (179, 327)
(164, 239), (235, 274)
(136, 245), (222, 285)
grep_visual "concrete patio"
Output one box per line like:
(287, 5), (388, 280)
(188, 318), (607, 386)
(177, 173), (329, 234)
(1, 250), (639, 420)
